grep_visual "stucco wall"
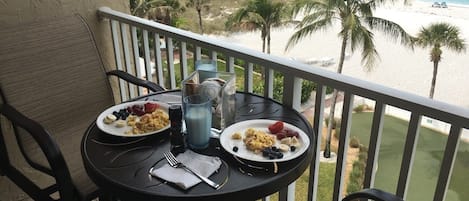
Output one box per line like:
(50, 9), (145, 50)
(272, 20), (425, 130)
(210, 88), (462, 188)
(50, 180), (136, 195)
(0, 1), (130, 200)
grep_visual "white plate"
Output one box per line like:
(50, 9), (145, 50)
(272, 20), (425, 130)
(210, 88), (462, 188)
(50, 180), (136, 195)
(220, 119), (310, 162)
(96, 101), (170, 137)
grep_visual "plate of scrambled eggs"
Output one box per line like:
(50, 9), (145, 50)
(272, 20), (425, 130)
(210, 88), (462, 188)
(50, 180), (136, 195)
(96, 101), (170, 137)
(220, 119), (310, 162)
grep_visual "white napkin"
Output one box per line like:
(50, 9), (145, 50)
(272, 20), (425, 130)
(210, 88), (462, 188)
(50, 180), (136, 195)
(150, 150), (222, 189)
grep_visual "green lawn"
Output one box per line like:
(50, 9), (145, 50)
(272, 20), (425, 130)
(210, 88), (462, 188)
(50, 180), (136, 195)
(349, 112), (469, 201)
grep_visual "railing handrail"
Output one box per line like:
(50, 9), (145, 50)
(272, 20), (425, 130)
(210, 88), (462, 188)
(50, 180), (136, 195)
(97, 6), (469, 128)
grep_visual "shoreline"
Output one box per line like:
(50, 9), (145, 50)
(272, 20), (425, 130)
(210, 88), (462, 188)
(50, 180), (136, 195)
(208, 0), (469, 139)
(208, 0), (469, 108)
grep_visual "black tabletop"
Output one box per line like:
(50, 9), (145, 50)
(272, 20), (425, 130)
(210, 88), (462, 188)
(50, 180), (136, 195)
(81, 91), (315, 201)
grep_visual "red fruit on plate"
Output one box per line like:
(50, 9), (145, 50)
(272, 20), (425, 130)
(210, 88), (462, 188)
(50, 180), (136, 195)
(268, 121), (284, 134)
(144, 102), (159, 113)
(285, 129), (299, 138)
(134, 109), (145, 116)
(276, 132), (287, 140)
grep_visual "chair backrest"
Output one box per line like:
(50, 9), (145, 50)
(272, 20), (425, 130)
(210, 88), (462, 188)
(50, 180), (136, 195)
(0, 14), (115, 199)
(342, 188), (404, 201)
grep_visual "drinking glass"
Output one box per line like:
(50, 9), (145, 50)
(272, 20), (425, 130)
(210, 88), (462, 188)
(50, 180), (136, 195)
(195, 59), (217, 82)
(183, 94), (212, 149)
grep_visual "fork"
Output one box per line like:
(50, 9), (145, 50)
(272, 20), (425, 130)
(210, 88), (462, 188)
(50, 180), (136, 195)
(163, 151), (221, 189)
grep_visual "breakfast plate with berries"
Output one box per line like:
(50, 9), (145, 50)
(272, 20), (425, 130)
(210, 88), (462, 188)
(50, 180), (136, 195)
(220, 119), (310, 162)
(96, 101), (171, 137)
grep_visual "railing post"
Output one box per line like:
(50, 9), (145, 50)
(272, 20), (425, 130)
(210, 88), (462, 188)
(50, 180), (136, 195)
(124, 24), (138, 97)
(332, 92), (354, 201)
(309, 84), (326, 201)
(434, 125), (462, 201)
(364, 101), (386, 188)
(244, 62), (253, 93)
(153, 33), (165, 87)
(180, 42), (188, 79)
(110, 20), (127, 102)
(165, 37), (176, 89)
(282, 75), (302, 111)
(396, 112), (421, 200)
(142, 30), (153, 83)
(264, 67), (274, 99)
(227, 56), (235, 73)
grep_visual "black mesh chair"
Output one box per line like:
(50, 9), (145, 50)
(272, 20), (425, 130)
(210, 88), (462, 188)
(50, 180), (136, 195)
(0, 14), (164, 201)
(342, 188), (404, 201)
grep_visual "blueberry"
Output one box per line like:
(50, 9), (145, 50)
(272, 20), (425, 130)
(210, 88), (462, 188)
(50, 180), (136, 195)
(271, 146), (278, 152)
(290, 146), (296, 152)
(232, 146), (239, 152)
(268, 154), (276, 159)
(262, 149), (270, 157)
(276, 152), (284, 159)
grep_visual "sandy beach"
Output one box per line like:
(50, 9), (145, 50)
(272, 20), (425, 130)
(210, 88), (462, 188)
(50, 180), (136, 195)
(209, 0), (469, 109)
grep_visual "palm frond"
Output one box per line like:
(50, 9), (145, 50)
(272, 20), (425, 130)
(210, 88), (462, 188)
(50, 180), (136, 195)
(366, 17), (414, 48)
(285, 18), (333, 51)
(358, 27), (380, 71)
(415, 22), (466, 52)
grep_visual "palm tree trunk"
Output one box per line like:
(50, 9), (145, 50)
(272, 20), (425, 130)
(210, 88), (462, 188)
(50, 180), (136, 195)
(267, 29), (271, 54)
(262, 36), (266, 53)
(429, 61), (439, 99)
(197, 9), (204, 35)
(324, 36), (348, 158)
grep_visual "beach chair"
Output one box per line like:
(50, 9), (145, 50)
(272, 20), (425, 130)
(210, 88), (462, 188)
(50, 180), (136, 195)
(441, 2), (448, 8)
(0, 14), (164, 200)
(432, 2), (441, 7)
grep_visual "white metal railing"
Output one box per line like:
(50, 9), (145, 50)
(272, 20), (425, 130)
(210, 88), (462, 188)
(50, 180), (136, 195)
(97, 7), (469, 201)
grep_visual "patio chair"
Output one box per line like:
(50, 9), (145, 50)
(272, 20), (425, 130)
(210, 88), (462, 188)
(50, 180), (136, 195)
(342, 188), (404, 201)
(0, 14), (164, 201)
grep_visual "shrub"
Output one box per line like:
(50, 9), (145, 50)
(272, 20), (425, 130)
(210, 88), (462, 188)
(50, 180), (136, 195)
(347, 165), (364, 194)
(350, 136), (360, 148)
(301, 80), (315, 103)
(347, 143), (369, 195)
(353, 104), (367, 113)
(252, 73), (316, 104)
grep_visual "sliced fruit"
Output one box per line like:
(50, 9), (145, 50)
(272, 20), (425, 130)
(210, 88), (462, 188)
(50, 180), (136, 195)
(144, 102), (159, 113)
(268, 121), (284, 134)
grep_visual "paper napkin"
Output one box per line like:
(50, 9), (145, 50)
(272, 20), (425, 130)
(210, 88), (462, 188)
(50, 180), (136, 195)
(150, 150), (222, 189)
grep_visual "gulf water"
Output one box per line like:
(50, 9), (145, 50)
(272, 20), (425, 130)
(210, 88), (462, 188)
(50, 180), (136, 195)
(419, 0), (469, 6)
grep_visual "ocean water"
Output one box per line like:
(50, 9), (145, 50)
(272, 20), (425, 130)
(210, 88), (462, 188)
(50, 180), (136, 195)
(420, 0), (469, 6)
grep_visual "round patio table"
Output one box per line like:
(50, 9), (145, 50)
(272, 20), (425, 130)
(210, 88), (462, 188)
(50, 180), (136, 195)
(81, 90), (315, 201)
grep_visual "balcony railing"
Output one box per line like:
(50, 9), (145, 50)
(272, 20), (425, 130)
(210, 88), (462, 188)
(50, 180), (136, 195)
(97, 7), (469, 201)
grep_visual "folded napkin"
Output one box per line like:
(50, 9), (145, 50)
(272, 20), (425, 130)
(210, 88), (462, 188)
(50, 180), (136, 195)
(150, 150), (222, 189)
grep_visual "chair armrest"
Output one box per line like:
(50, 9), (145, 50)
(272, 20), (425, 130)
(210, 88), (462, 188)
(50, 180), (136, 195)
(106, 70), (166, 92)
(342, 188), (404, 201)
(0, 103), (76, 199)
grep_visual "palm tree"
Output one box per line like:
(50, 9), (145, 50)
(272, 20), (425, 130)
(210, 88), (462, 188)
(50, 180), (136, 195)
(414, 22), (466, 99)
(286, 0), (413, 158)
(226, 0), (289, 54)
(186, 0), (211, 35)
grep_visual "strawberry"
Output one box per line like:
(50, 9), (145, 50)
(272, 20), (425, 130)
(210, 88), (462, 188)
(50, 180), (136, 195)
(144, 102), (159, 113)
(268, 121), (284, 134)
